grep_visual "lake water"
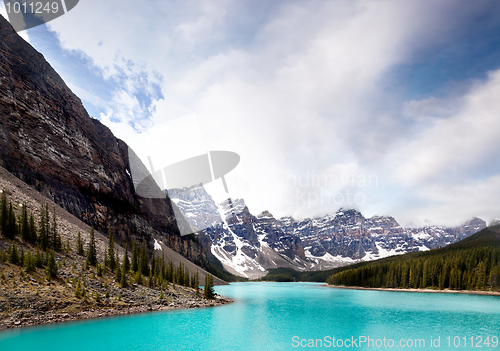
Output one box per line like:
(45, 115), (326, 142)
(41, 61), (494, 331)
(1, 282), (499, 350)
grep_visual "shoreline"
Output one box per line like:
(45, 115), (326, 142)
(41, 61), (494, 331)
(324, 284), (500, 296)
(0, 295), (232, 331)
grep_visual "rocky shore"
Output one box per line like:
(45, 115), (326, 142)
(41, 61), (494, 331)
(0, 250), (232, 331)
(0, 292), (231, 330)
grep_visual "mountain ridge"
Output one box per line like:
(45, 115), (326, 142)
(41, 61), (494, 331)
(169, 186), (487, 278)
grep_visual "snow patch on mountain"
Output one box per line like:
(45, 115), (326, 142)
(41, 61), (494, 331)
(167, 187), (487, 278)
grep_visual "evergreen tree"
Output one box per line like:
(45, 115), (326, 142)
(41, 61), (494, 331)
(150, 254), (156, 277)
(38, 204), (49, 250)
(24, 251), (35, 273)
(46, 251), (58, 279)
(34, 248), (44, 268)
(120, 259), (128, 288)
(131, 239), (138, 273)
(21, 204), (29, 241)
(107, 229), (116, 272)
(0, 190), (7, 237)
(115, 250), (120, 275)
(115, 261), (122, 283)
(194, 270), (200, 295)
(86, 227), (97, 267)
(134, 270), (143, 285)
(19, 246), (25, 266)
(148, 268), (153, 288)
(28, 214), (37, 243)
(50, 207), (62, 251)
(139, 240), (149, 276)
(184, 267), (190, 287)
(9, 243), (19, 265)
(5, 201), (17, 240)
(166, 260), (173, 283)
(204, 273), (214, 299)
(160, 252), (166, 280)
(75, 280), (81, 298)
(76, 231), (84, 256)
(123, 243), (130, 272)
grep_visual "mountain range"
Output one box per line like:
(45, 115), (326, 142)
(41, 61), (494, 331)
(170, 186), (487, 279)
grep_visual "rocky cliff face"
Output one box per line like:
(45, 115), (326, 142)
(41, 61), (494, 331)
(0, 15), (208, 266)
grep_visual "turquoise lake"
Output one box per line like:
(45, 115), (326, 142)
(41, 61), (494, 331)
(0, 282), (499, 350)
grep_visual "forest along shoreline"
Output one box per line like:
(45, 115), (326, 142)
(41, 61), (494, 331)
(0, 210), (232, 331)
(0, 283), (231, 331)
(0, 221), (232, 331)
(0, 167), (231, 331)
(324, 284), (500, 296)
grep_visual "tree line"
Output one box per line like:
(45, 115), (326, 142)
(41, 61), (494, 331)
(0, 190), (215, 298)
(326, 245), (500, 291)
(0, 190), (62, 279)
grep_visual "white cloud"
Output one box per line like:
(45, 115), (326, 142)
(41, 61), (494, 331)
(36, 0), (500, 225)
(386, 69), (500, 226)
(392, 70), (500, 187)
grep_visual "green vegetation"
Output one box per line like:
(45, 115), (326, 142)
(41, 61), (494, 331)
(261, 266), (358, 282)
(204, 273), (214, 299)
(45, 251), (58, 279)
(76, 231), (84, 256)
(260, 226), (500, 292)
(106, 229), (116, 272)
(0, 190), (217, 297)
(0, 190), (63, 279)
(85, 227), (97, 267)
(74, 279), (82, 298)
(326, 226), (500, 291)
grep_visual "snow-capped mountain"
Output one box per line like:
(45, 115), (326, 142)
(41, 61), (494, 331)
(280, 209), (486, 270)
(169, 186), (487, 278)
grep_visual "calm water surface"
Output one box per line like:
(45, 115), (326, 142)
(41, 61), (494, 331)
(0, 282), (499, 350)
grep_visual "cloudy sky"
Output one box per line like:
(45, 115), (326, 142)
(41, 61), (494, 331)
(2, 0), (500, 227)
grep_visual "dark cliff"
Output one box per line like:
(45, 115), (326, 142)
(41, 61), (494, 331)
(0, 15), (207, 266)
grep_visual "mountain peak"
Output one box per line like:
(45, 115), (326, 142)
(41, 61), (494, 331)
(257, 210), (275, 219)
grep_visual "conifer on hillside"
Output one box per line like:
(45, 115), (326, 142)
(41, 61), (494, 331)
(38, 204), (49, 250)
(123, 243), (130, 272)
(86, 227), (97, 267)
(131, 239), (138, 272)
(139, 240), (149, 276)
(76, 231), (84, 255)
(107, 229), (116, 272)
(204, 273), (214, 299)
(21, 204), (29, 241)
(0, 190), (7, 237)
(46, 251), (58, 279)
(50, 207), (62, 251)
